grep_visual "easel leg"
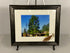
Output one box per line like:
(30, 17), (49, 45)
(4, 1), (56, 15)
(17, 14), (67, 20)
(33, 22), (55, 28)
(16, 45), (19, 51)
(53, 45), (55, 50)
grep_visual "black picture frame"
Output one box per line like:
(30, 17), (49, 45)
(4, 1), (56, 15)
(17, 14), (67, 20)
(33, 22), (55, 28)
(9, 5), (61, 46)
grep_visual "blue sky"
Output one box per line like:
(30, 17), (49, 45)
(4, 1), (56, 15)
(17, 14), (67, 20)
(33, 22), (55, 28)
(21, 15), (49, 33)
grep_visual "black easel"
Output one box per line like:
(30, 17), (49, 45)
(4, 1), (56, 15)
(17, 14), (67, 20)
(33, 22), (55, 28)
(16, 45), (19, 51)
(35, 0), (37, 5)
(53, 45), (55, 50)
(16, 0), (56, 51)
(16, 45), (55, 51)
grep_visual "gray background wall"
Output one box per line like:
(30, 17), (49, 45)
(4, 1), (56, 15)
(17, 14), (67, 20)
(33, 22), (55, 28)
(0, 0), (70, 53)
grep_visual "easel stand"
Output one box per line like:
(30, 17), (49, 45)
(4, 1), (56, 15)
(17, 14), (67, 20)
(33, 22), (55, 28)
(16, 0), (56, 51)
(16, 45), (19, 51)
(16, 45), (55, 51)
(53, 45), (55, 50)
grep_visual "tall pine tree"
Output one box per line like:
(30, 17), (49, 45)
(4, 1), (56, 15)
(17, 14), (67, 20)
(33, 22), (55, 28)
(28, 15), (40, 35)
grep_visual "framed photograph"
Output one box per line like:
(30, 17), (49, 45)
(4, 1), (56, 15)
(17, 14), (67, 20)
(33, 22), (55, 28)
(10, 5), (61, 46)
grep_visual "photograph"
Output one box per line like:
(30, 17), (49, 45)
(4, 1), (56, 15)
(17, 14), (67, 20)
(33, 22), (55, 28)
(21, 15), (49, 37)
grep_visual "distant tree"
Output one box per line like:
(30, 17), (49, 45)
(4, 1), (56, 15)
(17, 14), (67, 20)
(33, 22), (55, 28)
(24, 28), (26, 33)
(28, 15), (40, 35)
(42, 23), (49, 32)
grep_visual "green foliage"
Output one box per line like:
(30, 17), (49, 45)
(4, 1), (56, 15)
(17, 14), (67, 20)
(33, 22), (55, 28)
(42, 23), (49, 32)
(46, 32), (49, 36)
(28, 15), (40, 34)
